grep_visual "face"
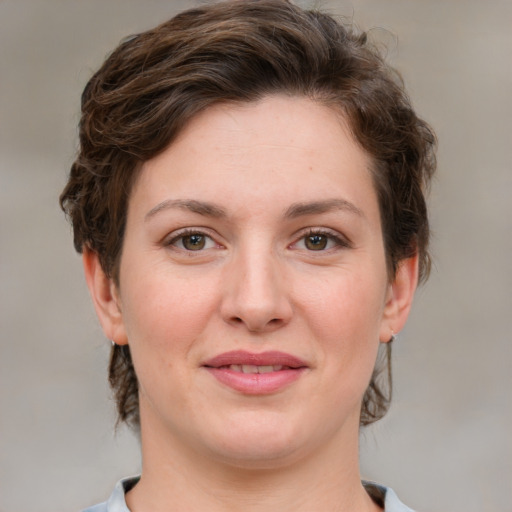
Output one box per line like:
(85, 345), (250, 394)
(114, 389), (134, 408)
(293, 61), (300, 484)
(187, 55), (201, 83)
(87, 95), (416, 469)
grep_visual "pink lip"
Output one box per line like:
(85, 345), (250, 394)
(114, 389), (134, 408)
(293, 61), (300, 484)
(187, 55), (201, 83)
(203, 350), (308, 368)
(202, 350), (309, 395)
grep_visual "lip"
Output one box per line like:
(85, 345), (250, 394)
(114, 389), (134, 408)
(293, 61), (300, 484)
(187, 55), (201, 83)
(202, 350), (309, 395)
(203, 350), (308, 368)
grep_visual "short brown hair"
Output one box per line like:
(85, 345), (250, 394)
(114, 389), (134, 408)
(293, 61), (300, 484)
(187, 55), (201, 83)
(60, 0), (436, 429)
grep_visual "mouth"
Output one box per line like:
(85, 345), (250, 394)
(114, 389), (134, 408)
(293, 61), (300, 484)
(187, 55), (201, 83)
(202, 350), (308, 395)
(203, 350), (308, 369)
(218, 364), (287, 374)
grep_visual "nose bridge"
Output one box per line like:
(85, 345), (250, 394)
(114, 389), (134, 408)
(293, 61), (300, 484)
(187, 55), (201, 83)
(221, 238), (292, 332)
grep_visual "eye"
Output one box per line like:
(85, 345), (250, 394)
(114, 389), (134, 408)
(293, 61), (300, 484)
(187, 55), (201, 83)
(304, 233), (330, 251)
(168, 230), (217, 251)
(293, 230), (350, 251)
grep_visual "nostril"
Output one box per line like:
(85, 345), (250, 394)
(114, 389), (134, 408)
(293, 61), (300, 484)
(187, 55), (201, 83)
(228, 315), (283, 332)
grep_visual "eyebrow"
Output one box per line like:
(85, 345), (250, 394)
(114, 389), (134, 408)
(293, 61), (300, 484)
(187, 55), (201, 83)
(145, 199), (227, 221)
(145, 198), (364, 222)
(284, 199), (365, 219)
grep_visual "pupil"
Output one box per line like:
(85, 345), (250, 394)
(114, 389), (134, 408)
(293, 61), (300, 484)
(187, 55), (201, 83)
(306, 235), (327, 250)
(184, 234), (205, 250)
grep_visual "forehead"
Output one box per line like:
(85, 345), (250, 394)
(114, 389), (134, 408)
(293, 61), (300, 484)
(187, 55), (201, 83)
(170, 96), (358, 160)
(131, 95), (378, 220)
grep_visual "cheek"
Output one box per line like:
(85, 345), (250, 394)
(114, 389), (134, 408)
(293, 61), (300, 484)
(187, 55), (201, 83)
(297, 268), (387, 395)
(119, 276), (219, 409)
(299, 270), (386, 342)
(120, 268), (220, 357)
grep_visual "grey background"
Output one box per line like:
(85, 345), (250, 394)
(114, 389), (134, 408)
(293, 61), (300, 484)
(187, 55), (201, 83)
(1, 1), (511, 511)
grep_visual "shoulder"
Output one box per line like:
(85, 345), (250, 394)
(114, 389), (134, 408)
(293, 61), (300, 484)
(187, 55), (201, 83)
(383, 487), (416, 512)
(85, 476), (414, 512)
(81, 503), (108, 512)
(363, 481), (416, 512)
(81, 476), (140, 512)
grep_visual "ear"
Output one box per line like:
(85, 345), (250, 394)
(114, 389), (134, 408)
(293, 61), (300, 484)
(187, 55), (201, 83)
(379, 254), (419, 343)
(82, 248), (128, 345)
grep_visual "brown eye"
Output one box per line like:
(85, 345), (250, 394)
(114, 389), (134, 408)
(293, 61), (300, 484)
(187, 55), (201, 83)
(305, 234), (328, 251)
(182, 234), (206, 250)
(167, 230), (220, 253)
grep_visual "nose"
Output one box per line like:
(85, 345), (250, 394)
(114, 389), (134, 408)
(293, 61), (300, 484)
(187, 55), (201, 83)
(220, 247), (293, 333)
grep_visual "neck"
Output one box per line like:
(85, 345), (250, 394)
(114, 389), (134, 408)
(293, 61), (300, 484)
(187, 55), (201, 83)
(126, 409), (381, 512)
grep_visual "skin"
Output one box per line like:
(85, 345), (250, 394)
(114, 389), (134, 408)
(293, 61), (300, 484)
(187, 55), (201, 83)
(84, 95), (418, 511)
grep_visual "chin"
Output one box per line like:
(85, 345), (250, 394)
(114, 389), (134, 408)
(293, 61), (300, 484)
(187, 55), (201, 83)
(202, 411), (308, 468)
(213, 442), (305, 471)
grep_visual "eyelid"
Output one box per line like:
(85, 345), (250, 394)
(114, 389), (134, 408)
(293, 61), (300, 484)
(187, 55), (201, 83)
(290, 227), (352, 250)
(162, 226), (351, 252)
(163, 227), (223, 250)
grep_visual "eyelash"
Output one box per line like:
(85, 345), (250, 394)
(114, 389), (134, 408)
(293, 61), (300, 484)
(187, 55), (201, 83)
(292, 228), (352, 252)
(165, 228), (219, 252)
(165, 228), (351, 253)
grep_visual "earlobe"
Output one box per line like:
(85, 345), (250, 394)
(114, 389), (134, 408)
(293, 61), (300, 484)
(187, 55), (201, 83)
(380, 254), (419, 343)
(82, 249), (128, 345)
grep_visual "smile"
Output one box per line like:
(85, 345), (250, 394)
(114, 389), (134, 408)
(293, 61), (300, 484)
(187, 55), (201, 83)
(202, 351), (308, 395)
(223, 364), (284, 374)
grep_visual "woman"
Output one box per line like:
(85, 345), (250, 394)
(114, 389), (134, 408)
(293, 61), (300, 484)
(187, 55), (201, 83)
(60, 1), (436, 510)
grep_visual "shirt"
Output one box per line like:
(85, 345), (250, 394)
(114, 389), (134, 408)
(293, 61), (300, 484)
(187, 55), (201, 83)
(82, 476), (415, 511)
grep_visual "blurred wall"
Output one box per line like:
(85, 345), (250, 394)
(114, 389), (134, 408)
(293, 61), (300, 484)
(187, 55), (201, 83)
(1, 1), (511, 511)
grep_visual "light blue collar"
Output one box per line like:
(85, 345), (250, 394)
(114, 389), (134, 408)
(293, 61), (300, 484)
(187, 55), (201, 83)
(83, 475), (415, 511)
